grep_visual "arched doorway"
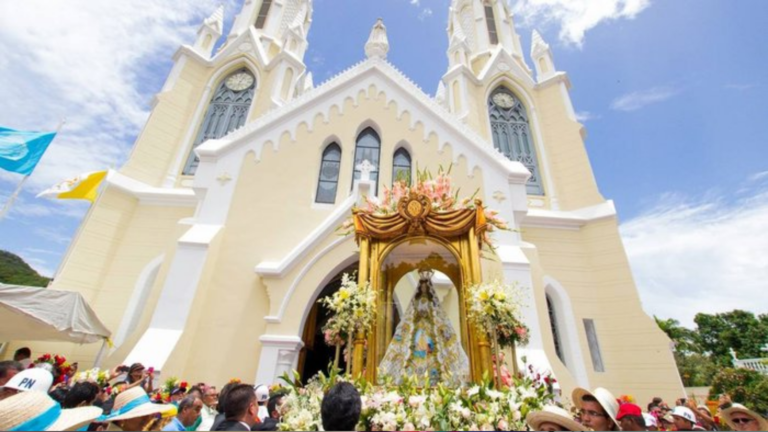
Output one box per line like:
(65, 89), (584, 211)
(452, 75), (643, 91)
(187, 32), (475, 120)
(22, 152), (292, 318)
(297, 263), (401, 383)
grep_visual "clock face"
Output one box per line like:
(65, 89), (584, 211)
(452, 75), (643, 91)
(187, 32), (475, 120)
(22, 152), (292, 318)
(225, 73), (255, 91)
(493, 93), (516, 109)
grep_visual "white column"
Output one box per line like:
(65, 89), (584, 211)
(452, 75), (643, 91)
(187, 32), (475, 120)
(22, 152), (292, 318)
(255, 335), (304, 385)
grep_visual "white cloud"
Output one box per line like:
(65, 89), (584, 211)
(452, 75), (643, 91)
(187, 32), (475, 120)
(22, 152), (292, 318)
(749, 171), (768, 183)
(0, 0), (237, 191)
(575, 111), (601, 122)
(610, 86), (678, 111)
(621, 184), (768, 327)
(418, 8), (434, 21)
(512, 0), (651, 46)
(725, 83), (759, 92)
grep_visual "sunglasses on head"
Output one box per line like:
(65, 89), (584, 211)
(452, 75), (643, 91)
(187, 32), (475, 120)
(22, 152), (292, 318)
(732, 417), (755, 425)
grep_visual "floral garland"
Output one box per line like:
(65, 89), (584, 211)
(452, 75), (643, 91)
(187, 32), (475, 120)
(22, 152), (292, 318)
(340, 170), (510, 247)
(278, 363), (558, 432)
(466, 280), (530, 348)
(319, 273), (376, 368)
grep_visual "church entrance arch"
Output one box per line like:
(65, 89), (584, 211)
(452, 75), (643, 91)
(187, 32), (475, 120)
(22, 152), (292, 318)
(296, 262), (401, 383)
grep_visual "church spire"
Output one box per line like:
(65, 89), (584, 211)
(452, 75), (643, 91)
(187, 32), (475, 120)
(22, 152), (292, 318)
(193, 5), (224, 58)
(531, 29), (557, 82)
(365, 19), (390, 60)
(446, 0), (524, 60)
(226, 0), (313, 61)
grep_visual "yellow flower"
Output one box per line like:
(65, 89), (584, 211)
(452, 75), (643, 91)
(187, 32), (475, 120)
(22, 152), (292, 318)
(494, 291), (506, 301)
(479, 291), (490, 301)
(339, 289), (350, 301)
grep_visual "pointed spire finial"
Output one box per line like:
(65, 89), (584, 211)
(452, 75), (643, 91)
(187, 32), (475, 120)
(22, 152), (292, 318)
(531, 29), (549, 56)
(203, 4), (225, 33)
(365, 18), (389, 60)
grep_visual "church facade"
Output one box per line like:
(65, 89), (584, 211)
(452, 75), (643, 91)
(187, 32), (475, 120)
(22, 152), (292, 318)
(15, 0), (684, 403)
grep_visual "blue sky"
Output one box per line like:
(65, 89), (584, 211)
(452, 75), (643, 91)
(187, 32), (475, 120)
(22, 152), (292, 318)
(0, 0), (766, 326)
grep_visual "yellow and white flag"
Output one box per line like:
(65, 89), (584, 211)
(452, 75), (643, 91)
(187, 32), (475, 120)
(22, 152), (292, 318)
(37, 170), (108, 203)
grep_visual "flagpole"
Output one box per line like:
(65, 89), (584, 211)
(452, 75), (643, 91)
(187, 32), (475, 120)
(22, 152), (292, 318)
(0, 119), (66, 222)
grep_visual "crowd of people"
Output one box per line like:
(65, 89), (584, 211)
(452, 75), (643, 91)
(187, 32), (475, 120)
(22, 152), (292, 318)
(0, 347), (767, 431)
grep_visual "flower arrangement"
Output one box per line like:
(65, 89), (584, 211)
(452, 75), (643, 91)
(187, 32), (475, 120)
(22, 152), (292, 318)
(319, 273), (377, 370)
(340, 168), (510, 247)
(278, 365), (558, 432)
(466, 280), (530, 348)
(74, 368), (110, 387)
(33, 353), (73, 385)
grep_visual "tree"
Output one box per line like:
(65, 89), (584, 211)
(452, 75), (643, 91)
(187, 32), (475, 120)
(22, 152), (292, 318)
(654, 316), (701, 354)
(0, 250), (50, 287)
(695, 310), (768, 367)
(709, 368), (768, 415)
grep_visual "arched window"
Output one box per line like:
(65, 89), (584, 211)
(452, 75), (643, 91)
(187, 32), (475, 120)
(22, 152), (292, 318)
(316, 143), (341, 204)
(489, 87), (544, 195)
(546, 294), (565, 365)
(255, 0), (273, 29)
(484, 2), (499, 45)
(183, 69), (256, 175)
(392, 148), (412, 185)
(352, 128), (381, 193)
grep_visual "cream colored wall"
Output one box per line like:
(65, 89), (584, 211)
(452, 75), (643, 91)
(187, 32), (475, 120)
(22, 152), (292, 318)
(523, 220), (684, 405)
(122, 51), (293, 188)
(4, 187), (193, 367)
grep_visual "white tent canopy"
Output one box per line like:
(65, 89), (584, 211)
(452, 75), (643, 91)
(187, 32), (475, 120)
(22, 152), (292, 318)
(0, 283), (111, 344)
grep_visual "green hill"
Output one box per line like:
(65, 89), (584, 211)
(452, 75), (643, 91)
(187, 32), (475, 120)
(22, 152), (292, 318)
(0, 250), (50, 287)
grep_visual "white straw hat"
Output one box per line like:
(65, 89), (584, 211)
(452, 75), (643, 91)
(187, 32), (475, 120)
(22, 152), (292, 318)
(0, 391), (102, 431)
(2, 368), (53, 393)
(643, 412), (658, 428)
(105, 387), (176, 422)
(572, 387), (619, 429)
(526, 405), (585, 431)
(722, 403), (768, 431)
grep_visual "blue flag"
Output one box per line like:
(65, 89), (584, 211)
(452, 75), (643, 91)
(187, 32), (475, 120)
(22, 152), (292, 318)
(0, 126), (57, 175)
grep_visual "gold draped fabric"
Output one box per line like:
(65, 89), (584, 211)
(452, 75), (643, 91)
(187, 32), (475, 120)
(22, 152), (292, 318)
(354, 197), (489, 242)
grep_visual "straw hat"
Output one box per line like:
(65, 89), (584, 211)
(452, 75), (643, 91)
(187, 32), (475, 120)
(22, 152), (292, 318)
(105, 387), (176, 422)
(722, 403), (768, 431)
(0, 391), (102, 431)
(572, 387), (619, 429)
(527, 405), (585, 431)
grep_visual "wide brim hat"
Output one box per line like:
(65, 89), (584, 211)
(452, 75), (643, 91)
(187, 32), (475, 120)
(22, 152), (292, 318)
(0, 391), (102, 431)
(572, 387), (619, 429)
(527, 405), (585, 431)
(106, 387), (176, 422)
(722, 404), (768, 431)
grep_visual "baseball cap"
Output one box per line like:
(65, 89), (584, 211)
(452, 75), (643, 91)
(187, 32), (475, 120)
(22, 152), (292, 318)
(254, 384), (269, 402)
(617, 403), (642, 420)
(672, 406), (697, 424)
(2, 368), (53, 393)
(643, 413), (659, 428)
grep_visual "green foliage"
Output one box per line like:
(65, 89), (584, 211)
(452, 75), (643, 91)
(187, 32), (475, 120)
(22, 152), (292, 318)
(655, 312), (768, 387)
(0, 250), (50, 287)
(695, 310), (768, 367)
(709, 368), (768, 415)
(674, 352), (720, 387)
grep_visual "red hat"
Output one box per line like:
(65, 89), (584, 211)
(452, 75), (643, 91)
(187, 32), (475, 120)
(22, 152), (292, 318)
(617, 403), (643, 420)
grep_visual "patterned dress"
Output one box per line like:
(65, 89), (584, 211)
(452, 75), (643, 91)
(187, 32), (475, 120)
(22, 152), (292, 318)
(378, 280), (470, 387)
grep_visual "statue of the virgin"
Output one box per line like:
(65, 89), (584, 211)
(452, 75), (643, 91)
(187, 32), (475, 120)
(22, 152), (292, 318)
(378, 269), (470, 387)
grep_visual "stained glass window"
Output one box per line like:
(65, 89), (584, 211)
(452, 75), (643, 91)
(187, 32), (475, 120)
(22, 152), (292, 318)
(392, 148), (412, 185)
(546, 295), (565, 365)
(183, 69), (255, 175)
(488, 87), (544, 195)
(352, 128), (381, 194)
(316, 143), (341, 204)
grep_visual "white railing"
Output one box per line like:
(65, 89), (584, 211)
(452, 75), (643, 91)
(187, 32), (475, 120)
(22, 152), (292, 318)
(731, 348), (768, 375)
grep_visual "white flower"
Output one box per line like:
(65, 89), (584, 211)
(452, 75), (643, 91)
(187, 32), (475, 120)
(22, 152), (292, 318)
(487, 389), (503, 400)
(408, 395), (425, 407)
(481, 424), (494, 431)
(461, 408), (471, 419)
(467, 386), (480, 397)
(403, 422), (415, 431)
